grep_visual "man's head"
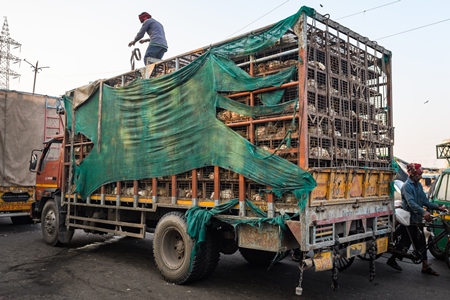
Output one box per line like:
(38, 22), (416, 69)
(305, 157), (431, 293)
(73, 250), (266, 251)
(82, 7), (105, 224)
(407, 163), (423, 182)
(139, 12), (152, 23)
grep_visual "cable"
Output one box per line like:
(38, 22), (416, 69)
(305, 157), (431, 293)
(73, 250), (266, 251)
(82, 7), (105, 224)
(376, 18), (450, 40)
(225, 0), (290, 38)
(130, 48), (142, 71)
(336, 0), (401, 20)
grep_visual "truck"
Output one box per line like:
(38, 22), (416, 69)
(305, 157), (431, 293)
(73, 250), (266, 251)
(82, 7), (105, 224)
(29, 6), (395, 295)
(0, 90), (61, 224)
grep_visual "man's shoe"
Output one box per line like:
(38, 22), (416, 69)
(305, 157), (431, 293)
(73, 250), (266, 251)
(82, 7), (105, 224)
(421, 267), (439, 276)
(386, 258), (402, 271)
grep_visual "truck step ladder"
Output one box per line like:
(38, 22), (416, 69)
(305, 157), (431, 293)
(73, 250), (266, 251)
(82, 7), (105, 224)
(44, 97), (63, 159)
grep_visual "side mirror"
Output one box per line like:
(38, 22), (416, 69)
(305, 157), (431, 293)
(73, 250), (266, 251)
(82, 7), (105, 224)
(29, 153), (38, 172)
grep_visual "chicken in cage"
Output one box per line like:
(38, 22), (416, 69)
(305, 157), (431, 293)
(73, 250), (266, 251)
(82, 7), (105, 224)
(307, 79), (317, 89)
(255, 126), (266, 139)
(283, 59), (298, 67)
(308, 60), (326, 71)
(220, 189), (235, 200)
(307, 103), (316, 113)
(251, 193), (263, 201)
(266, 60), (282, 70)
(310, 147), (330, 159)
(217, 110), (232, 122)
(308, 125), (322, 135)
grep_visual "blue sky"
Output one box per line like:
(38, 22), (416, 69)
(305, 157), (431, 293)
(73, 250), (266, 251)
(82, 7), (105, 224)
(3, 0), (450, 168)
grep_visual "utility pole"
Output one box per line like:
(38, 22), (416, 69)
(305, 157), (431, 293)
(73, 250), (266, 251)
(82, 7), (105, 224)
(24, 59), (49, 94)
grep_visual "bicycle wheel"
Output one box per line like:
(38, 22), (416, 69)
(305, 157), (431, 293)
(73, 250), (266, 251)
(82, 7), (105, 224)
(429, 234), (446, 260)
(445, 240), (450, 269)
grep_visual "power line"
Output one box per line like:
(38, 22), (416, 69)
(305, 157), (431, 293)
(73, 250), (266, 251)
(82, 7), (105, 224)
(376, 18), (450, 40)
(336, 0), (401, 20)
(225, 0), (290, 38)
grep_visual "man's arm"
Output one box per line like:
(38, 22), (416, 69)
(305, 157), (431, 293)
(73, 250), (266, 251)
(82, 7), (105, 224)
(129, 23), (148, 47)
(403, 184), (425, 215)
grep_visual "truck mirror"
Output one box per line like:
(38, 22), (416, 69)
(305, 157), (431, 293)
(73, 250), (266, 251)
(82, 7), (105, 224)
(29, 153), (38, 172)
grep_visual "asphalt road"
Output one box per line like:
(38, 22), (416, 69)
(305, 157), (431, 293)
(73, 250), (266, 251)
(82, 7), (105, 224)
(1, 218), (449, 300)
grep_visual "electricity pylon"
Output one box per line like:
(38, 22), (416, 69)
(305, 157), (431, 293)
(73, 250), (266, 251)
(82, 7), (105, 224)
(0, 17), (21, 90)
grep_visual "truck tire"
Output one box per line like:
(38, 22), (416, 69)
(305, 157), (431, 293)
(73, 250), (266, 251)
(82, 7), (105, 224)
(429, 235), (446, 260)
(153, 211), (205, 284)
(11, 216), (33, 225)
(198, 230), (221, 280)
(239, 248), (287, 266)
(41, 200), (62, 246)
(41, 198), (74, 246)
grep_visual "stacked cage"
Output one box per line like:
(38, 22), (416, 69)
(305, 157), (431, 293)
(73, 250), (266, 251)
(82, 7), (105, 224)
(306, 17), (392, 169)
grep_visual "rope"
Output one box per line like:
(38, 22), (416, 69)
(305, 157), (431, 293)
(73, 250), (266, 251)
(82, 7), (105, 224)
(130, 48), (142, 70)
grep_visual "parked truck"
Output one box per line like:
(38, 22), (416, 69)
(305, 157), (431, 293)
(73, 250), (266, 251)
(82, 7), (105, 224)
(29, 6), (395, 295)
(0, 90), (61, 224)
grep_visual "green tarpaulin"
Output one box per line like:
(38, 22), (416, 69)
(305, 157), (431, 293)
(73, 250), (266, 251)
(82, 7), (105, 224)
(64, 6), (317, 201)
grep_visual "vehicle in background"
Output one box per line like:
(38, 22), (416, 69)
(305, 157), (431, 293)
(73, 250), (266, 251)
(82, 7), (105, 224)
(0, 90), (62, 224)
(428, 141), (450, 259)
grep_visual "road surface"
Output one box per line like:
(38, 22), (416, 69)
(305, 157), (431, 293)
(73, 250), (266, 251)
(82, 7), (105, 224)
(1, 218), (449, 300)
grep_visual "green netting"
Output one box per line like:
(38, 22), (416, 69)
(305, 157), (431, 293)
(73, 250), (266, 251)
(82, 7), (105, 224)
(212, 6), (315, 57)
(65, 6), (317, 201)
(390, 159), (400, 197)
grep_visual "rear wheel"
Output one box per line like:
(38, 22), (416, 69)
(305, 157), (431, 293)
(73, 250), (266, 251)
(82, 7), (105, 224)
(153, 211), (205, 284)
(429, 235), (446, 260)
(445, 241), (450, 269)
(198, 229), (221, 280)
(239, 248), (287, 266)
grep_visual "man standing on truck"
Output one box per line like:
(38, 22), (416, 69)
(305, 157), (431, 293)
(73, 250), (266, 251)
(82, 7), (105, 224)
(386, 163), (447, 276)
(128, 12), (168, 65)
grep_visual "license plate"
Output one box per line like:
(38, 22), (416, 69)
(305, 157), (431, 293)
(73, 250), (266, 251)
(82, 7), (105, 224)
(0, 204), (31, 211)
(376, 237), (389, 254)
(313, 251), (333, 271)
(347, 242), (366, 258)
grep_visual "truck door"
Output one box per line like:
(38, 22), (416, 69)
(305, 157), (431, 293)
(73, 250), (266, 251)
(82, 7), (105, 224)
(34, 137), (62, 201)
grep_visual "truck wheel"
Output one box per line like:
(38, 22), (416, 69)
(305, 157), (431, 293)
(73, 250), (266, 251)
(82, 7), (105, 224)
(41, 200), (62, 246)
(198, 230), (221, 280)
(11, 216), (33, 225)
(153, 211), (205, 284)
(429, 235), (446, 260)
(239, 248), (285, 266)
